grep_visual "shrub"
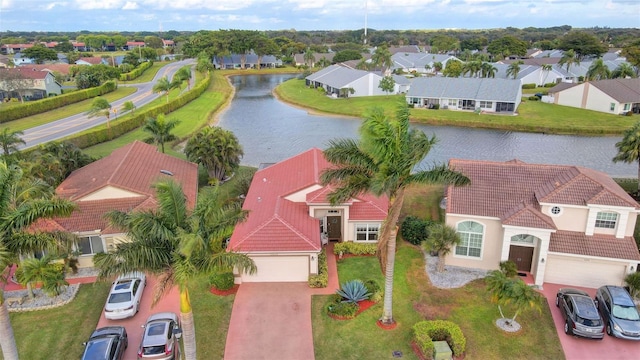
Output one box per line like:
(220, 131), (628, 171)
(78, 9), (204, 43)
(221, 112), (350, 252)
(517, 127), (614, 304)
(413, 320), (466, 358)
(401, 216), (430, 245)
(209, 272), (235, 290)
(522, 83), (536, 89)
(308, 248), (328, 288)
(625, 272), (640, 299)
(433, 104), (440, 110)
(364, 279), (383, 303)
(543, 83), (556, 88)
(336, 280), (371, 303)
(326, 301), (359, 318)
(528, 96), (540, 101)
(626, 111), (634, 116)
(499, 260), (518, 278)
(333, 242), (377, 256)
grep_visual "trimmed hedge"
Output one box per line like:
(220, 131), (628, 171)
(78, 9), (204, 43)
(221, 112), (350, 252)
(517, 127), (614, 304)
(119, 61), (153, 81)
(334, 242), (377, 256)
(0, 81), (116, 123)
(66, 74), (211, 149)
(326, 299), (359, 318)
(522, 83), (536, 89)
(401, 216), (431, 245)
(413, 320), (466, 358)
(209, 272), (234, 290)
(308, 248), (328, 288)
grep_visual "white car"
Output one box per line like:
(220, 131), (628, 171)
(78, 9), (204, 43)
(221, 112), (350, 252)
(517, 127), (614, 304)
(104, 272), (146, 320)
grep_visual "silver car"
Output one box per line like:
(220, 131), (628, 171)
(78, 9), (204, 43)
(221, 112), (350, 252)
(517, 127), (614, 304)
(556, 288), (604, 339)
(104, 272), (146, 320)
(595, 285), (640, 340)
(138, 312), (182, 359)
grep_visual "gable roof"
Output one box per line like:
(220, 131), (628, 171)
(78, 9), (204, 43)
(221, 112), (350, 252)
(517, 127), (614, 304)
(57, 141), (198, 207)
(447, 159), (639, 223)
(0, 67), (51, 80)
(228, 148), (388, 253)
(21, 63), (71, 75)
(589, 78), (640, 103)
(305, 64), (379, 89)
(407, 77), (521, 103)
(75, 57), (104, 65)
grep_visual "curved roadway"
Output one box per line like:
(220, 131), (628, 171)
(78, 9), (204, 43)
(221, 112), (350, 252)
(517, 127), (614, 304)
(20, 59), (195, 149)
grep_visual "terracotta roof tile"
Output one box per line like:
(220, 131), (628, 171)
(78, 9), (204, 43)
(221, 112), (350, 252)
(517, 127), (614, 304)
(229, 148), (388, 253)
(550, 231), (640, 261)
(502, 203), (556, 229)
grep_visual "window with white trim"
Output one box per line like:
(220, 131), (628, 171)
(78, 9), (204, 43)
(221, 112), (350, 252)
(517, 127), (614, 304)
(77, 236), (104, 255)
(595, 211), (618, 229)
(448, 99), (457, 107)
(479, 101), (493, 109)
(355, 224), (379, 242)
(455, 221), (483, 258)
(624, 104), (631, 111)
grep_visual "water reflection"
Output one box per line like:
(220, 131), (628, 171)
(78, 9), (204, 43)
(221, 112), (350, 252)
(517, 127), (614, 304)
(217, 74), (635, 177)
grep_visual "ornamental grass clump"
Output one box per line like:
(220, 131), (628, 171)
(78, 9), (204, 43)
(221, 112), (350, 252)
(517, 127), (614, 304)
(336, 279), (371, 303)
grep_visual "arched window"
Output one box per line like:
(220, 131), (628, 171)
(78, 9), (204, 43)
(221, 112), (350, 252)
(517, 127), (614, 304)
(455, 221), (483, 258)
(511, 234), (537, 245)
(595, 211), (618, 229)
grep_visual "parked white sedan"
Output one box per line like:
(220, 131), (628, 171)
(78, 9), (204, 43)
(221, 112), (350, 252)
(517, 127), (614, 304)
(104, 272), (146, 320)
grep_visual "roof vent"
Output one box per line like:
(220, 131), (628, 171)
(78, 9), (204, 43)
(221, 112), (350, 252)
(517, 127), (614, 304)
(160, 170), (174, 176)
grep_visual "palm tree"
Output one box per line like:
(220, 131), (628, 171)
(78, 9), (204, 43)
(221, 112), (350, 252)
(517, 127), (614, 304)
(433, 61), (443, 74)
(371, 44), (393, 75)
(142, 114), (180, 153)
(122, 100), (136, 115)
(539, 64), (553, 86)
(611, 63), (636, 79)
(506, 61), (523, 80)
(0, 128), (25, 163)
(94, 180), (256, 360)
(303, 48), (315, 67)
(559, 49), (579, 73)
(422, 223), (461, 272)
(480, 62), (497, 78)
(320, 101), (469, 325)
(184, 127), (243, 183)
(14, 255), (68, 297)
(0, 161), (76, 360)
(586, 59), (611, 81)
(485, 270), (542, 327)
(86, 97), (112, 128)
(153, 76), (172, 103)
(175, 67), (192, 90)
(613, 121), (640, 193)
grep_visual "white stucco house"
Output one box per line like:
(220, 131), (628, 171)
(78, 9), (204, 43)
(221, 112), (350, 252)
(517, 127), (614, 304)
(548, 78), (640, 115)
(228, 148), (388, 283)
(445, 159), (640, 288)
(305, 64), (397, 97)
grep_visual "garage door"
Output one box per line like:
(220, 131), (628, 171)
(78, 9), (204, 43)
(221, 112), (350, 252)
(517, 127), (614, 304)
(241, 256), (309, 283)
(545, 254), (626, 288)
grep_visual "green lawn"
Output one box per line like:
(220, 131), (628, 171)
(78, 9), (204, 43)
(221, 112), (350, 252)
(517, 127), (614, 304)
(4, 282), (111, 360)
(276, 78), (637, 135)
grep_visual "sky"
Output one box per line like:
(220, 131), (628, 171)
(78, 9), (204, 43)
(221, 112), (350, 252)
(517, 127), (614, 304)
(0, 0), (638, 33)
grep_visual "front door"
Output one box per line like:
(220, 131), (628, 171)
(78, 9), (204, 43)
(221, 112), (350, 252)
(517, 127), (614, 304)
(327, 216), (342, 242)
(508, 245), (534, 272)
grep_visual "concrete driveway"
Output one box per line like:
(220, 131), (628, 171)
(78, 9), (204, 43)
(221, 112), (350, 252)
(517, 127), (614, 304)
(540, 283), (639, 360)
(96, 274), (180, 360)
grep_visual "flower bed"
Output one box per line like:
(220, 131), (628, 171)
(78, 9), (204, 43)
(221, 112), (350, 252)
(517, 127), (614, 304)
(328, 299), (376, 320)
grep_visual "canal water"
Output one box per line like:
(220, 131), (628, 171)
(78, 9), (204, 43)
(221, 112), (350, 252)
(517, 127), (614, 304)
(217, 74), (635, 178)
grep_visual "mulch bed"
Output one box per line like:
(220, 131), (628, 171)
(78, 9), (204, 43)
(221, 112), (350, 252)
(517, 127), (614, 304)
(328, 299), (377, 320)
(376, 319), (398, 330)
(209, 284), (239, 296)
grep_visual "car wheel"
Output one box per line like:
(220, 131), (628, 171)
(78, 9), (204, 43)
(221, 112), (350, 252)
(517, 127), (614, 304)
(564, 321), (572, 335)
(606, 324), (612, 336)
(555, 296), (559, 307)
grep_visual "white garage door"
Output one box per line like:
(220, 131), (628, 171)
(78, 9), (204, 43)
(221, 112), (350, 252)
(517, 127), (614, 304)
(545, 254), (626, 288)
(241, 256), (309, 283)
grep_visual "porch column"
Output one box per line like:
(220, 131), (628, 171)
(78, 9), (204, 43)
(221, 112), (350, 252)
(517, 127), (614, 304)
(533, 236), (550, 287)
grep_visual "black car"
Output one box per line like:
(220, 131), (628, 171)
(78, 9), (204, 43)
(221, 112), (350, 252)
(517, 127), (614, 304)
(82, 326), (128, 360)
(595, 285), (640, 340)
(556, 288), (604, 339)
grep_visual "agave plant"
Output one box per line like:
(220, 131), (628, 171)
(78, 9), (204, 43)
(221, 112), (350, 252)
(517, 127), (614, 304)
(336, 279), (371, 303)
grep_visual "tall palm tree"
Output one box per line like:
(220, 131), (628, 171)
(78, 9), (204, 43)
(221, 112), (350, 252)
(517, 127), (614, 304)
(422, 223), (461, 273)
(506, 61), (523, 80)
(94, 180), (256, 360)
(303, 48), (315, 68)
(320, 101), (469, 325)
(480, 62), (497, 78)
(153, 76), (172, 103)
(539, 64), (553, 86)
(175, 67), (192, 90)
(0, 129), (25, 164)
(371, 44), (393, 75)
(611, 63), (637, 79)
(433, 61), (443, 74)
(184, 127), (243, 183)
(86, 97), (112, 127)
(0, 161), (76, 360)
(613, 121), (640, 193)
(559, 49), (579, 73)
(586, 59), (611, 81)
(142, 114), (180, 153)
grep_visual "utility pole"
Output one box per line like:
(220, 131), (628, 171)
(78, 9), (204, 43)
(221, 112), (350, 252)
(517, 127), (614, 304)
(364, 0), (368, 45)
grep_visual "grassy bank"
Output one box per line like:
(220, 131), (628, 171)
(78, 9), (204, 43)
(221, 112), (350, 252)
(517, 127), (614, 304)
(275, 77), (636, 136)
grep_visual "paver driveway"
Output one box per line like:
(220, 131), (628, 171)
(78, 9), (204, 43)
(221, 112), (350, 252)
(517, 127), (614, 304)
(541, 283), (639, 360)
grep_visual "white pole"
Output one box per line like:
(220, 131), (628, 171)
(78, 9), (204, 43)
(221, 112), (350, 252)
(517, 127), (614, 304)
(364, 0), (368, 45)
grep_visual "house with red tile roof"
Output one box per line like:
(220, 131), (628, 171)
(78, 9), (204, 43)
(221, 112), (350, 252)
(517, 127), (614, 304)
(548, 78), (640, 115)
(445, 159), (640, 288)
(228, 148), (388, 282)
(32, 141), (198, 268)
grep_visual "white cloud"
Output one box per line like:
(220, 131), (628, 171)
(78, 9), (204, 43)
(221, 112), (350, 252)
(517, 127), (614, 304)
(122, 1), (138, 10)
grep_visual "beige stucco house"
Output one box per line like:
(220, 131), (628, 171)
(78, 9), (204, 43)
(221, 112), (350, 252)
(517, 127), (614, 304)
(548, 78), (640, 115)
(445, 159), (640, 288)
(228, 148), (388, 283)
(33, 141), (198, 268)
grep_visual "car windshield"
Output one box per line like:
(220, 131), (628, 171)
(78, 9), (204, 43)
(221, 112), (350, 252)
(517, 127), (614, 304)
(108, 292), (131, 303)
(612, 304), (640, 321)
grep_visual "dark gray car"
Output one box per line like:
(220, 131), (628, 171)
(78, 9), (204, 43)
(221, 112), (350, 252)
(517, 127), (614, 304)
(556, 288), (604, 339)
(595, 285), (640, 340)
(82, 326), (128, 360)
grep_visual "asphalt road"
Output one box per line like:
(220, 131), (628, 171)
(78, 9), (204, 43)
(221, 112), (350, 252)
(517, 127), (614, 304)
(20, 59), (195, 149)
